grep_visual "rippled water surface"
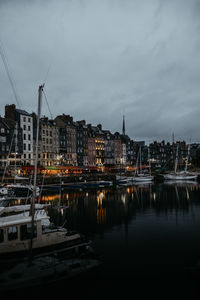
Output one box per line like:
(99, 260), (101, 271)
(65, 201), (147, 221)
(41, 181), (200, 283)
(3, 181), (200, 297)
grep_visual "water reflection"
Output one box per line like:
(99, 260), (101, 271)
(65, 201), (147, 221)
(2, 182), (200, 286)
(38, 182), (200, 235)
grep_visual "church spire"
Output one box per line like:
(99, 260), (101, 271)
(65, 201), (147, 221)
(122, 115), (125, 135)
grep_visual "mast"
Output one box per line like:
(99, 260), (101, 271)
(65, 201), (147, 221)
(174, 144), (178, 174)
(148, 147), (151, 175)
(30, 84), (44, 216)
(14, 122), (18, 183)
(185, 143), (190, 172)
(29, 84), (44, 257)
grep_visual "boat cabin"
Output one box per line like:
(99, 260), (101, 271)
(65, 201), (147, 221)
(0, 211), (50, 254)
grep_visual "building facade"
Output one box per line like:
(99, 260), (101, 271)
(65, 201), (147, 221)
(55, 114), (77, 166)
(5, 104), (33, 166)
(38, 117), (60, 166)
(0, 117), (23, 170)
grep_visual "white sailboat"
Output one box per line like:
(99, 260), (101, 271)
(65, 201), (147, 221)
(133, 147), (154, 183)
(164, 144), (197, 181)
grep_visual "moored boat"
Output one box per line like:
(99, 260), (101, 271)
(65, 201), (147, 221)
(0, 255), (100, 291)
(0, 86), (92, 262)
(0, 204), (91, 262)
(164, 172), (197, 181)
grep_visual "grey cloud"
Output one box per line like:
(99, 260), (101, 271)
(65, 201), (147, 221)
(0, 0), (200, 144)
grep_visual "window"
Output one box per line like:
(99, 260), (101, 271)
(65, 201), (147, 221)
(0, 229), (4, 243)
(24, 134), (26, 140)
(28, 126), (31, 131)
(28, 118), (31, 122)
(23, 125), (26, 130)
(24, 144), (26, 150)
(8, 226), (18, 241)
(23, 116), (26, 122)
(20, 223), (37, 240)
(28, 134), (31, 140)
(28, 144), (31, 151)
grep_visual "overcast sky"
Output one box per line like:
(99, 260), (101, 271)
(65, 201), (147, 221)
(0, 0), (200, 143)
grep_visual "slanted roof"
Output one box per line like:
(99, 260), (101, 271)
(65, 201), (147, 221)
(16, 109), (31, 116)
(0, 210), (49, 228)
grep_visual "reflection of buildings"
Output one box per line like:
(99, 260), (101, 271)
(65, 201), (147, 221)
(37, 184), (200, 235)
(97, 191), (106, 224)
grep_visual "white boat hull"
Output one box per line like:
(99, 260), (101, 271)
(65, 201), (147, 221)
(133, 176), (154, 182)
(164, 173), (197, 180)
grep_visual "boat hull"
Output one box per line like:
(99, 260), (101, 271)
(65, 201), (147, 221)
(164, 174), (197, 180)
(0, 256), (101, 291)
(0, 232), (90, 263)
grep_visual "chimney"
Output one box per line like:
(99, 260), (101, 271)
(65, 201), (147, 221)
(5, 104), (16, 120)
(97, 124), (102, 131)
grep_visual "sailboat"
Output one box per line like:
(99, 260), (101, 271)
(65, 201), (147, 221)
(164, 144), (197, 181)
(132, 147), (154, 183)
(0, 85), (92, 261)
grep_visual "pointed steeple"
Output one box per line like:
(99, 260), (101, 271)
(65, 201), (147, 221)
(122, 115), (125, 135)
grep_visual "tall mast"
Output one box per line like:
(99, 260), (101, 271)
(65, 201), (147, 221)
(14, 122), (18, 183)
(185, 143), (190, 172)
(30, 84), (44, 217)
(148, 147), (151, 175)
(174, 144), (178, 174)
(29, 84), (44, 259)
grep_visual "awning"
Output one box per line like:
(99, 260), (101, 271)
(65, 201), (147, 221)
(44, 166), (58, 170)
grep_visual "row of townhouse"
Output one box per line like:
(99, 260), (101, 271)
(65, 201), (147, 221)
(0, 104), (132, 170)
(1, 104), (199, 171)
(134, 140), (198, 170)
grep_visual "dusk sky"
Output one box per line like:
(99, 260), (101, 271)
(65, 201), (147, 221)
(0, 0), (200, 143)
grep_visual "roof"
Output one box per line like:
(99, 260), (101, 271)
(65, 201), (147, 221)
(0, 210), (49, 228)
(16, 109), (31, 116)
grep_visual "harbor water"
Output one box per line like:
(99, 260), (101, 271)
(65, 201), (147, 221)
(3, 181), (200, 297)
(42, 183), (200, 288)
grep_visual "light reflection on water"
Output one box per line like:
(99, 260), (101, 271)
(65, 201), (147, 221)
(10, 182), (200, 279)
(40, 182), (200, 230)
(3, 182), (200, 288)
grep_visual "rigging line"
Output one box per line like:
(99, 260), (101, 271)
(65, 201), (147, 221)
(43, 62), (52, 84)
(0, 40), (22, 108)
(1, 125), (15, 184)
(42, 89), (53, 119)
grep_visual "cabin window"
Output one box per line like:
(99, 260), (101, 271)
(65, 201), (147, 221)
(7, 226), (18, 241)
(20, 223), (37, 240)
(0, 229), (4, 243)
